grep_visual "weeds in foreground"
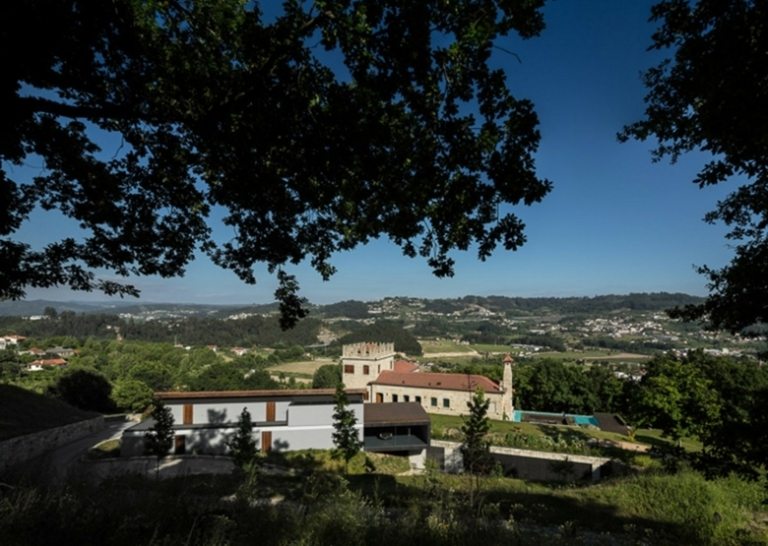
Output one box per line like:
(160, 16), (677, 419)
(0, 463), (765, 545)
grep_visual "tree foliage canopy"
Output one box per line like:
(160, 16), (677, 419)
(621, 0), (768, 333)
(1, 0), (550, 327)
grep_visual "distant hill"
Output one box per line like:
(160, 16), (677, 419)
(0, 299), (242, 318)
(0, 292), (704, 320)
(0, 384), (98, 441)
(0, 299), (134, 316)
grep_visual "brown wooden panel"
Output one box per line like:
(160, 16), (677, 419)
(183, 404), (193, 425)
(261, 431), (272, 453)
(174, 435), (186, 455)
(266, 401), (276, 422)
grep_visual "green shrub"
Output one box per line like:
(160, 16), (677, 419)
(591, 471), (766, 544)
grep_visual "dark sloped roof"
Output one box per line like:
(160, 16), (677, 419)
(594, 413), (630, 435)
(364, 402), (430, 426)
(155, 388), (366, 400)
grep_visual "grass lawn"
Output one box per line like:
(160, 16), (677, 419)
(633, 428), (703, 452)
(3, 447), (764, 545)
(525, 350), (652, 362)
(86, 438), (121, 459)
(470, 343), (514, 353)
(428, 413), (689, 461)
(266, 358), (335, 376)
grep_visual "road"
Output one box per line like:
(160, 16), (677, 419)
(24, 418), (134, 484)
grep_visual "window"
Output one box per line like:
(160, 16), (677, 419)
(415, 396), (422, 404)
(392, 394), (399, 402)
(363, 365), (370, 375)
(403, 395), (410, 402)
(443, 398), (450, 408)
(344, 365), (354, 374)
(431, 397), (437, 407)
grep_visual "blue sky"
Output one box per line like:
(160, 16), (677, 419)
(16, 1), (738, 305)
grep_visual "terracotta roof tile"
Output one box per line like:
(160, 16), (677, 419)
(372, 371), (502, 393)
(393, 359), (419, 373)
(30, 358), (68, 366)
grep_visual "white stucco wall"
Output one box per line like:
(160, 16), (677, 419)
(370, 385), (509, 420)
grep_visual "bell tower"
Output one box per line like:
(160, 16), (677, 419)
(501, 353), (514, 419)
(340, 342), (395, 390)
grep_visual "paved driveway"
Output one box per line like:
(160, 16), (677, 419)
(19, 419), (134, 484)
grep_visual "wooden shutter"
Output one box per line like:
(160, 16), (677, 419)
(266, 401), (276, 422)
(183, 404), (193, 424)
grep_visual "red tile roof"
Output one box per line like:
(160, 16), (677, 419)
(393, 359), (419, 373)
(372, 371), (502, 393)
(30, 358), (68, 367)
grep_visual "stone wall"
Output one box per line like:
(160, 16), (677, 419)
(0, 416), (105, 475)
(429, 440), (612, 482)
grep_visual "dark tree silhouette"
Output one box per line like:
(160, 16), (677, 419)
(1, 0), (551, 328)
(48, 368), (115, 413)
(621, 0), (768, 334)
(144, 400), (175, 476)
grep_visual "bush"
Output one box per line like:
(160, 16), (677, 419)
(594, 470), (766, 544)
(47, 368), (115, 413)
(111, 378), (153, 413)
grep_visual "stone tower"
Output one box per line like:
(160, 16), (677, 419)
(500, 353), (514, 419)
(340, 342), (395, 390)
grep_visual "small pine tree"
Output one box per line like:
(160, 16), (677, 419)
(144, 400), (175, 477)
(332, 382), (362, 472)
(461, 388), (493, 474)
(227, 406), (258, 469)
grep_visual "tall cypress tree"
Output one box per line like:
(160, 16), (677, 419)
(227, 407), (257, 469)
(144, 400), (175, 477)
(332, 383), (362, 472)
(461, 388), (493, 475)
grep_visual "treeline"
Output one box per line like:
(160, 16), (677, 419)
(518, 352), (768, 479)
(580, 336), (674, 353)
(331, 321), (422, 356)
(421, 292), (703, 315)
(0, 339), (313, 413)
(1, 312), (321, 347)
(316, 300), (370, 319)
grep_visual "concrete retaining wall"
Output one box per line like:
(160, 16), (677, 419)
(0, 416), (105, 475)
(429, 440), (612, 482)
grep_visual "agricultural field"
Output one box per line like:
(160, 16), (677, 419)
(418, 339), (476, 354)
(266, 358), (336, 377)
(529, 350), (650, 362)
